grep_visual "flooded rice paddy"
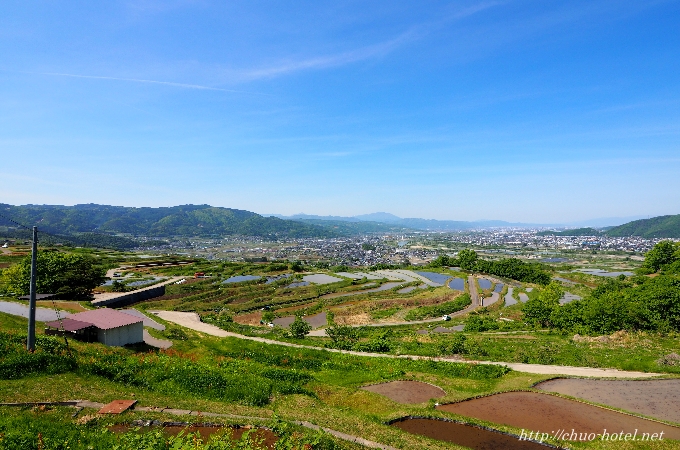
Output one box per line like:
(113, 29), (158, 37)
(504, 288), (517, 306)
(449, 278), (465, 291)
(436, 392), (680, 440)
(559, 292), (581, 304)
(477, 278), (492, 290)
(273, 312), (326, 329)
(302, 274), (344, 284)
(361, 380), (445, 404)
(535, 378), (680, 424)
(414, 271), (452, 285)
(223, 275), (261, 284)
(391, 418), (552, 449)
(573, 269), (634, 277)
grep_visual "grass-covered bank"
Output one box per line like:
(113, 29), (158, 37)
(0, 406), (349, 450)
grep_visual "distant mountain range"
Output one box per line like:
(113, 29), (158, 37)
(269, 212), (540, 231)
(1, 204), (677, 240)
(0, 204), (335, 239)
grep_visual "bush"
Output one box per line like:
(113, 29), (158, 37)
(289, 316), (311, 339)
(522, 282), (563, 327)
(464, 314), (500, 332)
(405, 294), (471, 321)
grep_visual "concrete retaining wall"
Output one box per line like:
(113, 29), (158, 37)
(92, 285), (166, 308)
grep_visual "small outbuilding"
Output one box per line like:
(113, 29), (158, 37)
(45, 308), (144, 347)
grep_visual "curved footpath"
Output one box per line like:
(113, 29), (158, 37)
(151, 311), (662, 379)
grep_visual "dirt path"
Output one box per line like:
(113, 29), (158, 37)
(152, 311), (661, 378)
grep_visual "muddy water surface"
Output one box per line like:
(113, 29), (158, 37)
(437, 392), (680, 440)
(391, 418), (552, 449)
(535, 378), (680, 424)
(361, 380), (445, 404)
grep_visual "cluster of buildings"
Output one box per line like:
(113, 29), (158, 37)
(128, 229), (662, 266)
(434, 229), (661, 253)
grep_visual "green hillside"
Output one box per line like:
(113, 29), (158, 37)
(0, 204), (335, 238)
(605, 214), (680, 238)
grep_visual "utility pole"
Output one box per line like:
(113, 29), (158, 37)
(27, 226), (38, 352)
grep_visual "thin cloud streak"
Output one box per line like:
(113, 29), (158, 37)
(236, 1), (501, 81)
(30, 71), (265, 95)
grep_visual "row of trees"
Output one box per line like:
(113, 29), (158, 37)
(0, 251), (106, 299)
(429, 250), (551, 285)
(523, 241), (680, 334)
(524, 276), (680, 334)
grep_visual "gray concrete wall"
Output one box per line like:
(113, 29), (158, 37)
(98, 322), (144, 346)
(91, 284), (166, 308)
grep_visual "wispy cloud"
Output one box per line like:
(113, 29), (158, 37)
(28, 71), (264, 95)
(236, 1), (500, 81)
(239, 32), (416, 81)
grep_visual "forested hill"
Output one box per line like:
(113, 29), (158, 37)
(537, 227), (601, 236)
(605, 214), (680, 238)
(0, 204), (336, 238)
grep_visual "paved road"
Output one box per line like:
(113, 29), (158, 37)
(121, 309), (165, 330)
(0, 301), (70, 322)
(468, 275), (479, 307)
(153, 310), (660, 378)
(142, 330), (172, 349)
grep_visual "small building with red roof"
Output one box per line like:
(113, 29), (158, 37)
(45, 308), (144, 346)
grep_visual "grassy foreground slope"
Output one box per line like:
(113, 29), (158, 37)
(0, 310), (545, 450)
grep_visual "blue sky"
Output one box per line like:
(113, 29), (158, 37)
(1, 0), (678, 223)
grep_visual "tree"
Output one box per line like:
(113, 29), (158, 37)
(289, 261), (304, 272)
(289, 316), (311, 339)
(458, 249), (478, 270)
(1, 251), (106, 299)
(110, 280), (127, 292)
(644, 241), (680, 272)
(261, 311), (275, 324)
(522, 282), (563, 327)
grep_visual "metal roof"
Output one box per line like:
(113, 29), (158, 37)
(45, 318), (94, 332)
(60, 308), (143, 330)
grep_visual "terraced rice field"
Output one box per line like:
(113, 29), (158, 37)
(437, 392), (680, 440)
(535, 378), (680, 424)
(302, 274), (344, 284)
(448, 278), (465, 291)
(361, 380), (445, 404)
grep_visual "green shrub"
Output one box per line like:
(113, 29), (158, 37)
(289, 316), (311, 339)
(405, 294), (471, 321)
